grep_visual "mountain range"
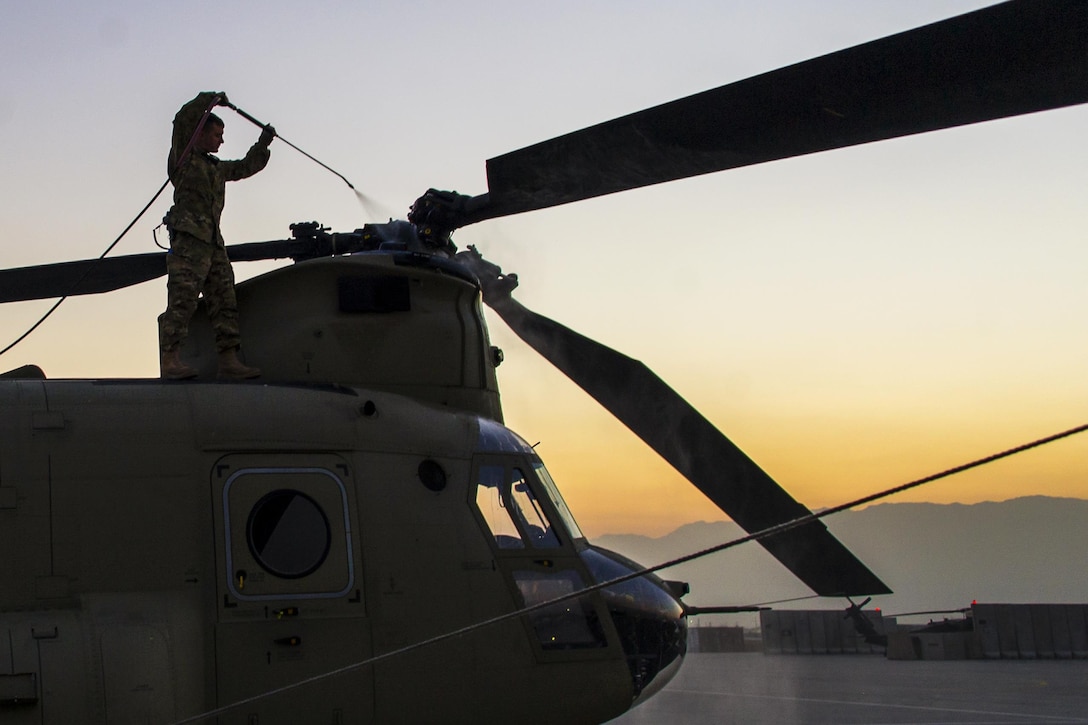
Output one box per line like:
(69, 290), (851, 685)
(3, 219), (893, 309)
(595, 496), (1088, 626)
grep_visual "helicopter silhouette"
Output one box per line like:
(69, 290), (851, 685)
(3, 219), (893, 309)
(0, 1), (1085, 723)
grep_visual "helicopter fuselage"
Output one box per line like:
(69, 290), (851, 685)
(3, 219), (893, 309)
(0, 252), (685, 724)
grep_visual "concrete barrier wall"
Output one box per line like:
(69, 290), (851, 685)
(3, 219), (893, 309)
(688, 626), (746, 653)
(758, 605), (1088, 659)
(886, 631), (980, 660)
(760, 610), (885, 655)
(973, 603), (1088, 659)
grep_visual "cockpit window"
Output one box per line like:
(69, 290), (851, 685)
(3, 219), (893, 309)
(474, 465), (525, 549)
(473, 462), (560, 550)
(532, 462), (584, 541)
(512, 569), (607, 650)
(510, 468), (560, 548)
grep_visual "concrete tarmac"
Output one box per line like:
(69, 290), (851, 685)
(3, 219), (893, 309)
(607, 653), (1088, 724)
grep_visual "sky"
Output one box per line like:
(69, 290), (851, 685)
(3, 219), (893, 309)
(1, 0), (1085, 538)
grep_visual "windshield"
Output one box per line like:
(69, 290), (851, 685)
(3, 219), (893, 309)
(532, 461), (584, 541)
(474, 463), (560, 549)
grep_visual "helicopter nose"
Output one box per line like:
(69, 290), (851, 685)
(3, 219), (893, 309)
(580, 546), (687, 704)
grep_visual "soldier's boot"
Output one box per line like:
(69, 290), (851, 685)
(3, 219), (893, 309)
(217, 347), (261, 380)
(160, 348), (198, 380)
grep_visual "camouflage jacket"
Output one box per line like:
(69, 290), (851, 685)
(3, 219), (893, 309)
(166, 92), (270, 245)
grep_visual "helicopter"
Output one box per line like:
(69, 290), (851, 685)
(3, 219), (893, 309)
(1, 1), (1085, 723)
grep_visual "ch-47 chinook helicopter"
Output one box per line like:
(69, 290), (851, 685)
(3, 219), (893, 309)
(1, 2), (1085, 723)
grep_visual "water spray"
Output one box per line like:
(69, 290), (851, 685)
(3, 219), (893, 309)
(354, 190), (399, 223)
(225, 103), (357, 190)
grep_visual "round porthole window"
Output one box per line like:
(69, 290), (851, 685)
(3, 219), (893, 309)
(246, 489), (331, 579)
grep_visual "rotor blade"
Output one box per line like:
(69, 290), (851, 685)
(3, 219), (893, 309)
(0, 238), (344, 303)
(0, 253), (169, 303)
(461, 252), (889, 596)
(470, 0), (1088, 222)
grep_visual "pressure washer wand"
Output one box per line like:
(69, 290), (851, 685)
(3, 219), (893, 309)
(226, 103), (356, 190)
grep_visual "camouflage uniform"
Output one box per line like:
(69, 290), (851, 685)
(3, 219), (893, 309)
(158, 92), (270, 354)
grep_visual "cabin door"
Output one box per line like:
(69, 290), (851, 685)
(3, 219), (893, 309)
(210, 453), (373, 723)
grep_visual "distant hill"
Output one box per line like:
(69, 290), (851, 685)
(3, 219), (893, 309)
(595, 496), (1088, 625)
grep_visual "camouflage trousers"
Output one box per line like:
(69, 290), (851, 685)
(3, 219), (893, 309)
(158, 230), (242, 353)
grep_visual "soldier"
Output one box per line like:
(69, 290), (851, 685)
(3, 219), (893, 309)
(158, 91), (275, 380)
